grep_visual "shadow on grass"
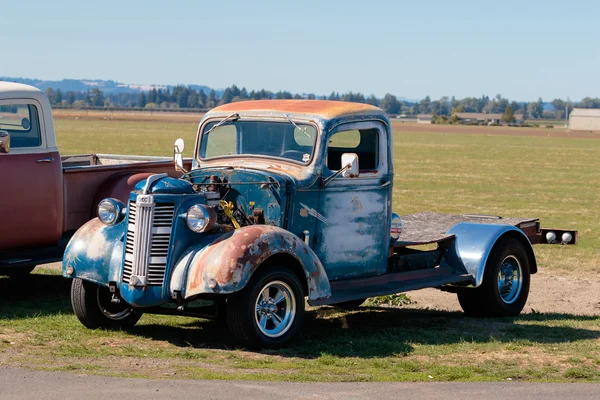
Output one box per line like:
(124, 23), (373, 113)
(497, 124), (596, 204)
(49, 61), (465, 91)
(0, 273), (72, 319)
(130, 306), (600, 359)
(2, 273), (599, 359)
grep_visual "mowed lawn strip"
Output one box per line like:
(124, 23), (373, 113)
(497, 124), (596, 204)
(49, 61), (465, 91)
(1, 118), (596, 382)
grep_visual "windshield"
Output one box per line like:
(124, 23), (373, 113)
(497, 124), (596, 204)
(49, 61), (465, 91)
(199, 120), (317, 164)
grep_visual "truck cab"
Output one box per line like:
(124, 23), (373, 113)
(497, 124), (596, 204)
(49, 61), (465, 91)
(0, 82), (190, 276)
(63, 100), (577, 348)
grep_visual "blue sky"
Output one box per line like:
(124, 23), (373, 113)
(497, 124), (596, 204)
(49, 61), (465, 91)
(2, 0), (598, 101)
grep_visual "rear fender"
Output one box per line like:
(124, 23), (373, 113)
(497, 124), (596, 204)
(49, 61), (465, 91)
(171, 225), (332, 303)
(62, 218), (124, 286)
(442, 222), (537, 287)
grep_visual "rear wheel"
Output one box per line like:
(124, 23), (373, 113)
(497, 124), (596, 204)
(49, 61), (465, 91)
(71, 279), (142, 329)
(225, 266), (305, 348)
(457, 237), (530, 317)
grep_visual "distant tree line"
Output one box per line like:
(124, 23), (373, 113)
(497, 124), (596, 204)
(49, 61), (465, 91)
(44, 85), (600, 120)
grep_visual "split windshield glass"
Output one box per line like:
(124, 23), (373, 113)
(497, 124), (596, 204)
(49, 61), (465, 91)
(200, 120), (317, 164)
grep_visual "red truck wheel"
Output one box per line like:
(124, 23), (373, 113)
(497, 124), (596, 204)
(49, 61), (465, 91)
(71, 279), (142, 329)
(225, 266), (305, 348)
(457, 237), (531, 317)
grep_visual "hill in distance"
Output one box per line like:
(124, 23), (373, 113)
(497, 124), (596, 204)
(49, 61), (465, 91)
(0, 77), (219, 96)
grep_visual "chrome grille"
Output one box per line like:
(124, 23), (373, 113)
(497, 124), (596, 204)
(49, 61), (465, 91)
(123, 196), (175, 286)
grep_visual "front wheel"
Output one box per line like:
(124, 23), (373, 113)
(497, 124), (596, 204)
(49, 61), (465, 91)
(457, 237), (531, 317)
(225, 266), (305, 348)
(71, 279), (142, 329)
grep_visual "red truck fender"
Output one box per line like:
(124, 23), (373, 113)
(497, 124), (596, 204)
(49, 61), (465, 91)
(91, 173), (155, 214)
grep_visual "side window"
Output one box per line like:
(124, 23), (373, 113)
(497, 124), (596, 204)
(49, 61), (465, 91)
(0, 104), (42, 148)
(327, 128), (378, 171)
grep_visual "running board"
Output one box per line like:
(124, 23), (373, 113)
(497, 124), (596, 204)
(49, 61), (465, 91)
(311, 267), (473, 306)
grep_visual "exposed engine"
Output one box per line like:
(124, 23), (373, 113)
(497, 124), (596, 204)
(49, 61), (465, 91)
(193, 174), (266, 232)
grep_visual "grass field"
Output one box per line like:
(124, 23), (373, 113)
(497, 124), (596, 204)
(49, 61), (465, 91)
(1, 115), (599, 382)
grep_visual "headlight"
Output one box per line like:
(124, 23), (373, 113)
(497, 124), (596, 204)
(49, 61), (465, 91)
(97, 198), (125, 225)
(186, 204), (216, 233)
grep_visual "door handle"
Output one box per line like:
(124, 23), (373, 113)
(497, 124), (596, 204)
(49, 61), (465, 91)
(36, 157), (54, 163)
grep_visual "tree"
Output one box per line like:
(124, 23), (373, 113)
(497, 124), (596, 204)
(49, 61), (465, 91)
(206, 90), (218, 108)
(552, 99), (566, 119)
(198, 90), (207, 108)
(45, 88), (56, 104)
(526, 100), (543, 119)
(66, 91), (75, 106)
(419, 96), (432, 114)
(55, 89), (63, 104)
(536, 97), (544, 116)
(90, 89), (104, 107)
(327, 91), (340, 101)
(379, 94), (401, 114)
(138, 92), (147, 108)
(366, 94), (378, 106)
(220, 88), (234, 104)
(503, 105), (515, 123)
(453, 105), (465, 114)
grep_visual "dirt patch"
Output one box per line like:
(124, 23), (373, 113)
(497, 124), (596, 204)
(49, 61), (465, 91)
(406, 267), (600, 316)
(392, 121), (600, 139)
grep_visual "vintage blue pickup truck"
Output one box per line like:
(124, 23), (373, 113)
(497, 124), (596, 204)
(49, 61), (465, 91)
(62, 100), (577, 347)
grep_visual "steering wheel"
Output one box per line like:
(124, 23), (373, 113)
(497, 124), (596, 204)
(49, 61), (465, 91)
(279, 150), (307, 162)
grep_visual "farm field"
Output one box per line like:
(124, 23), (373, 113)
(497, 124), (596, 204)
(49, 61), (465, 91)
(1, 114), (599, 382)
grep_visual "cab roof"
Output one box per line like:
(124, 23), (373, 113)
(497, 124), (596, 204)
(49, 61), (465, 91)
(209, 100), (386, 120)
(0, 82), (46, 102)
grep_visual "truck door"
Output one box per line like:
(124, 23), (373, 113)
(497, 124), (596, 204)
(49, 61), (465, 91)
(0, 100), (63, 250)
(312, 121), (392, 280)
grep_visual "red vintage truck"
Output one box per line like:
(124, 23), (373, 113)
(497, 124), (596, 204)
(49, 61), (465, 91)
(0, 82), (190, 276)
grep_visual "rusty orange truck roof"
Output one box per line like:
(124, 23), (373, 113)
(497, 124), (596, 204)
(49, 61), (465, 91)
(209, 100), (385, 120)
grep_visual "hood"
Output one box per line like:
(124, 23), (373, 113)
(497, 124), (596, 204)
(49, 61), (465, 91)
(134, 176), (194, 195)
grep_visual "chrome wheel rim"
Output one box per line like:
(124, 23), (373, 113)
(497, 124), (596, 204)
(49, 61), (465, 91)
(254, 280), (296, 338)
(96, 286), (135, 320)
(497, 256), (523, 304)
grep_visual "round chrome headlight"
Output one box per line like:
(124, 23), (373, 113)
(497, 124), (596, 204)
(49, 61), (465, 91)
(186, 204), (216, 233)
(97, 198), (125, 225)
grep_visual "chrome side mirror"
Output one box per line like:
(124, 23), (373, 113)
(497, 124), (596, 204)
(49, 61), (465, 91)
(0, 131), (10, 154)
(173, 138), (186, 172)
(341, 153), (359, 178)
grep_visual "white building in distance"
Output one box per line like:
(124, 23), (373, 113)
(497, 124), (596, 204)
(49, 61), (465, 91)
(569, 108), (600, 131)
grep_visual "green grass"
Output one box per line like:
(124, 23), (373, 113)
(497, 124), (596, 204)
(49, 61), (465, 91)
(2, 118), (595, 382)
(55, 119), (199, 156)
(1, 271), (599, 382)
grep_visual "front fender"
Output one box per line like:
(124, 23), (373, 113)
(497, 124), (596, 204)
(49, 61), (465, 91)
(171, 225), (332, 302)
(441, 222), (537, 287)
(62, 218), (124, 286)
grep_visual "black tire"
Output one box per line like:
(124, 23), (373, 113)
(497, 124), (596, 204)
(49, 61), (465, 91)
(0, 265), (36, 278)
(457, 237), (531, 317)
(71, 278), (142, 329)
(225, 266), (305, 348)
(332, 298), (366, 308)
